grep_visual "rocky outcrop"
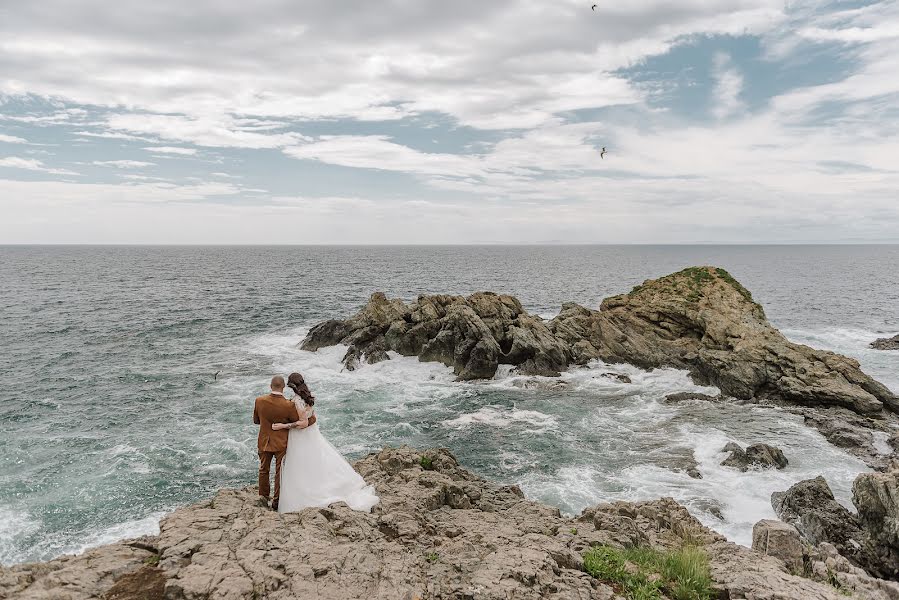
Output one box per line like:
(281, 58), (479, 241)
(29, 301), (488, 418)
(663, 392), (721, 404)
(772, 476), (873, 570)
(0, 539), (158, 600)
(872, 334), (899, 350)
(303, 292), (569, 379)
(592, 268), (897, 415)
(302, 267), (898, 417)
(5, 446), (892, 600)
(721, 442), (789, 471)
(853, 470), (899, 580)
(772, 472), (899, 581)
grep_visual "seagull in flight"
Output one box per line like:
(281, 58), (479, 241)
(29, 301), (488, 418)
(600, 147), (607, 159)
(214, 370), (220, 381)
(592, 4), (597, 10)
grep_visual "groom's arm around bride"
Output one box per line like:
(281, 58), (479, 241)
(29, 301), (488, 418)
(253, 375), (305, 510)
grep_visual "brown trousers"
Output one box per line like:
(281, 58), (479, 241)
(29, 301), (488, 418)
(258, 450), (287, 506)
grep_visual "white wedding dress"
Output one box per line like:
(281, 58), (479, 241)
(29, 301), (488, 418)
(278, 403), (379, 513)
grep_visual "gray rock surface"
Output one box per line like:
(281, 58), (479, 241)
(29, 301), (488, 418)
(301, 267), (898, 440)
(0, 539), (157, 600)
(663, 392), (721, 404)
(772, 476), (872, 569)
(871, 334), (899, 350)
(5, 446), (891, 600)
(721, 443), (789, 471)
(771, 473), (899, 581)
(752, 519), (804, 572)
(853, 470), (899, 580)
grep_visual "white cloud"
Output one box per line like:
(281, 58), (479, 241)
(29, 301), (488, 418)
(106, 114), (307, 148)
(0, 156), (78, 175)
(0, 134), (28, 143)
(92, 160), (155, 168)
(0, 0), (898, 243)
(0, 0), (787, 136)
(143, 146), (197, 155)
(711, 53), (745, 120)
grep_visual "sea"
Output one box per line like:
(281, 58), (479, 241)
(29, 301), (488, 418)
(1, 245), (897, 566)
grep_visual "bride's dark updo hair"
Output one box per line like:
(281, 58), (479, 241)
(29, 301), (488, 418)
(287, 372), (314, 406)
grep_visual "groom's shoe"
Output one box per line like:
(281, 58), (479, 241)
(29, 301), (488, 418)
(271, 500), (279, 511)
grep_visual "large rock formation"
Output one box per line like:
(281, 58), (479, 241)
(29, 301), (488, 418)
(772, 471), (899, 581)
(5, 446), (895, 600)
(871, 334), (899, 351)
(853, 470), (899, 580)
(302, 267), (898, 417)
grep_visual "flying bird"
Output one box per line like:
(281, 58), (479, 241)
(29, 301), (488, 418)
(592, 4), (597, 10)
(600, 147), (607, 159)
(214, 370), (220, 380)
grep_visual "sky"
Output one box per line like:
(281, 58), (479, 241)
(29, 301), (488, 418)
(1, 0), (898, 244)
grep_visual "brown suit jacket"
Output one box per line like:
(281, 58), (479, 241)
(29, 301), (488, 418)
(253, 393), (301, 453)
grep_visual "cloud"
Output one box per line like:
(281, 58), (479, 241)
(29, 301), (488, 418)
(284, 136), (483, 177)
(0, 134), (28, 143)
(92, 160), (156, 168)
(0, 0), (897, 243)
(0, 156), (79, 175)
(106, 114), (307, 148)
(0, 0), (786, 134)
(711, 53), (745, 120)
(143, 146), (197, 155)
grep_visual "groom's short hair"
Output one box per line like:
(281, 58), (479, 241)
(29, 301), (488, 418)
(271, 375), (285, 390)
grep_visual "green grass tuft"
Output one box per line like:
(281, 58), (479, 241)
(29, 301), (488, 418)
(570, 527), (578, 535)
(425, 551), (439, 564)
(583, 545), (714, 600)
(420, 455), (434, 470)
(143, 554), (160, 566)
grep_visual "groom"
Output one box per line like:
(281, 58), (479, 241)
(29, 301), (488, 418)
(253, 375), (316, 510)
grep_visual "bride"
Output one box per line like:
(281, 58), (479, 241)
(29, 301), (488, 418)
(272, 372), (379, 513)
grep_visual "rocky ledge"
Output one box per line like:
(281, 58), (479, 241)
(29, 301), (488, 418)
(5, 446), (899, 600)
(872, 334), (899, 351)
(301, 266), (898, 465)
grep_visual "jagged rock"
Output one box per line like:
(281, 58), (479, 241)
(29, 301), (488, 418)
(663, 392), (721, 404)
(805, 542), (899, 600)
(721, 443), (789, 471)
(598, 372), (631, 384)
(752, 519), (804, 572)
(654, 446), (703, 479)
(871, 334), (899, 350)
(302, 267), (897, 424)
(0, 541), (156, 600)
(7, 447), (894, 600)
(889, 433), (899, 453)
(853, 470), (899, 580)
(772, 476), (880, 577)
(593, 267), (897, 415)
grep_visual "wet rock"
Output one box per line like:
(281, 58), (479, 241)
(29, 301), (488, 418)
(301, 268), (898, 422)
(721, 443), (789, 471)
(752, 519), (804, 573)
(598, 372), (631, 383)
(663, 391), (721, 404)
(655, 446), (703, 479)
(595, 267), (897, 415)
(871, 334), (899, 350)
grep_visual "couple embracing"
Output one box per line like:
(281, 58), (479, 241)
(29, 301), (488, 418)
(253, 372), (379, 513)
